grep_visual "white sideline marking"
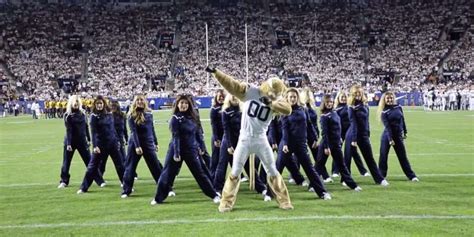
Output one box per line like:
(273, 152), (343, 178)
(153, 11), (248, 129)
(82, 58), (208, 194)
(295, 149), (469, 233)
(0, 215), (473, 229)
(0, 174), (473, 188)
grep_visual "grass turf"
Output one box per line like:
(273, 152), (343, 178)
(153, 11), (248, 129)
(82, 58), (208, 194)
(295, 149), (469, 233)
(0, 107), (473, 236)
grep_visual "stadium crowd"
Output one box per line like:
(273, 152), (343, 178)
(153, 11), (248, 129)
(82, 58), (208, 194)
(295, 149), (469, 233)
(0, 1), (472, 106)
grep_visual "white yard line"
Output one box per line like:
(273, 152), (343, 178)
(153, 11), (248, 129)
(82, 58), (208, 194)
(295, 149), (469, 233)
(0, 215), (473, 229)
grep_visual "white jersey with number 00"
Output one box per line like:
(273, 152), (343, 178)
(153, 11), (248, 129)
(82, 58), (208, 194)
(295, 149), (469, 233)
(240, 86), (273, 137)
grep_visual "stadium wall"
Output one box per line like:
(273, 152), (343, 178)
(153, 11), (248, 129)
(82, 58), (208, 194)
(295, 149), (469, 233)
(32, 92), (424, 111)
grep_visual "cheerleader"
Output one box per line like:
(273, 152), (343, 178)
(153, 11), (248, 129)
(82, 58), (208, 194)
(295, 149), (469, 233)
(264, 115), (305, 185)
(121, 95), (163, 198)
(331, 91), (369, 179)
(209, 89), (225, 179)
(58, 95), (104, 188)
(213, 94), (271, 201)
(100, 100), (129, 176)
(77, 96), (125, 193)
(344, 85), (389, 186)
(314, 95), (362, 191)
(277, 88), (331, 200)
(377, 92), (418, 181)
(152, 94), (220, 204)
(299, 88), (322, 176)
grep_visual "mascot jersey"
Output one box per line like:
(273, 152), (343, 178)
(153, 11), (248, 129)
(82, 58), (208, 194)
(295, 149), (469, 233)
(241, 86), (273, 137)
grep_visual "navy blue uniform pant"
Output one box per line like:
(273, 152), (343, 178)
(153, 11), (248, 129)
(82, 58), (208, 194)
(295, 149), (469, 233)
(60, 142), (104, 186)
(344, 134), (384, 184)
(80, 143), (124, 191)
(154, 148), (217, 203)
(99, 142), (128, 176)
(122, 142), (162, 195)
(379, 133), (417, 180)
(277, 142), (327, 198)
(315, 143), (358, 189)
(210, 135), (221, 180)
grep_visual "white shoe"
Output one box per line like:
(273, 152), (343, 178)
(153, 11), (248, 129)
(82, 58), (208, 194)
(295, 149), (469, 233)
(240, 177), (249, 183)
(308, 187), (315, 192)
(323, 177), (334, 183)
(100, 182), (107, 188)
(288, 178), (296, 184)
(341, 182), (348, 187)
(411, 177), (419, 182)
(301, 180), (309, 187)
(57, 182), (67, 189)
(380, 180), (390, 187)
(354, 186), (363, 192)
(363, 172), (371, 177)
(168, 191), (176, 197)
(134, 177), (138, 180)
(121, 194), (128, 199)
(323, 192), (332, 200)
(262, 190), (272, 202)
(213, 196), (221, 204)
(263, 195), (272, 202)
(76, 189), (84, 194)
(150, 199), (157, 205)
(331, 173), (340, 178)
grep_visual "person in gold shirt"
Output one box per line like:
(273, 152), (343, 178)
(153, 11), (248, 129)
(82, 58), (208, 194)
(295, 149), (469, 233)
(44, 100), (50, 119)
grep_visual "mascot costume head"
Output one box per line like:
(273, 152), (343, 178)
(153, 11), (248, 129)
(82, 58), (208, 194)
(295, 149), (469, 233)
(260, 77), (287, 101)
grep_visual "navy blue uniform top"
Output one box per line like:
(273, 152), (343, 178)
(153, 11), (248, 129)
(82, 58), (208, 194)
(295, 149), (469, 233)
(113, 113), (128, 145)
(268, 116), (282, 145)
(348, 102), (371, 141)
(320, 110), (342, 149)
(170, 112), (205, 156)
(64, 111), (91, 146)
(281, 105), (317, 145)
(222, 105), (241, 148)
(128, 112), (158, 148)
(306, 105), (320, 142)
(381, 104), (407, 139)
(335, 103), (350, 133)
(210, 104), (224, 140)
(90, 112), (119, 148)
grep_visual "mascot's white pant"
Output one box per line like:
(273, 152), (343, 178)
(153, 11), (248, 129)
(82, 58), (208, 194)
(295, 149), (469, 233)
(230, 134), (279, 177)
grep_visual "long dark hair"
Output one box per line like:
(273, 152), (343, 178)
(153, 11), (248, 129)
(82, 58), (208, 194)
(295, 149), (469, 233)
(172, 94), (199, 122)
(111, 100), (125, 118)
(92, 95), (109, 114)
(320, 94), (334, 114)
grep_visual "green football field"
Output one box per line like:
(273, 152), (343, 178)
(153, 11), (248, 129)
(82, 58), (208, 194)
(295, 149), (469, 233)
(0, 107), (473, 236)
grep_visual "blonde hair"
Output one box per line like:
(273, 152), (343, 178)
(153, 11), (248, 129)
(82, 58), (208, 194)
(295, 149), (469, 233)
(377, 91), (395, 122)
(320, 94), (334, 113)
(284, 87), (303, 106)
(334, 90), (348, 108)
(348, 85), (368, 106)
(66, 95), (84, 115)
(128, 95), (151, 125)
(299, 87), (317, 110)
(222, 93), (242, 111)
